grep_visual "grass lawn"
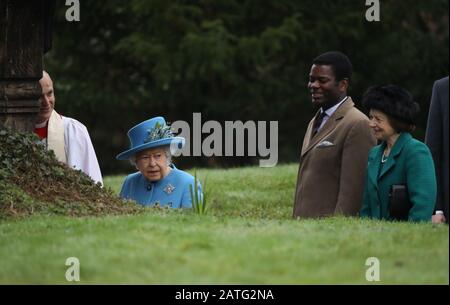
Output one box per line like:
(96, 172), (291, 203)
(0, 164), (448, 284)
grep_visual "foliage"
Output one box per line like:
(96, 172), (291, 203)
(45, 0), (449, 174)
(0, 127), (143, 219)
(189, 172), (207, 215)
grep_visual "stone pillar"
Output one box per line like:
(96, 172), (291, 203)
(0, 0), (55, 132)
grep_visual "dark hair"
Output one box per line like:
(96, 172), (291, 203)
(312, 51), (352, 82)
(362, 85), (420, 132)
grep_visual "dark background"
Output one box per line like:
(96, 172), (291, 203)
(43, 0), (449, 175)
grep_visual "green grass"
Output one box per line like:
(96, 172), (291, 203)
(105, 164), (298, 219)
(0, 164), (448, 284)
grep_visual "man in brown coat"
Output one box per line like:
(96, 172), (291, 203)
(293, 51), (376, 218)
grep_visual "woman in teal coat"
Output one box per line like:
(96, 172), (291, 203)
(360, 85), (436, 222)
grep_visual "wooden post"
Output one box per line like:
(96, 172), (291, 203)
(0, 0), (55, 132)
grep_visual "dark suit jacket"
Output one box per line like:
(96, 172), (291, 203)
(293, 97), (376, 218)
(425, 76), (449, 222)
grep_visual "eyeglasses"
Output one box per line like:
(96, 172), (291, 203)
(136, 153), (164, 164)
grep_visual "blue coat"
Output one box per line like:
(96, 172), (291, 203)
(361, 133), (437, 222)
(119, 165), (202, 208)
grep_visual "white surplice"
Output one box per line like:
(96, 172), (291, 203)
(43, 110), (103, 185)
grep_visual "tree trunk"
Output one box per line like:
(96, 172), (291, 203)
(0, 0), (55, 132)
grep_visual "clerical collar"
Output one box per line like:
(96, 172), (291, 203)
(35, 120), (48, 128)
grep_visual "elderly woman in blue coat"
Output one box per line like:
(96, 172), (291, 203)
(360, 85), (436, 222)
(116, 116), (202, 208)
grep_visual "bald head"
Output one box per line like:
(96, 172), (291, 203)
(42, 71), (51, 82)
(37, 71), (55, 124)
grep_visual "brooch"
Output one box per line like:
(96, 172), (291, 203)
(163, 183), (175, 195)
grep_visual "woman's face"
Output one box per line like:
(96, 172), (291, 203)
(135, 147), (170, 182)
(368, 109), (397, 141)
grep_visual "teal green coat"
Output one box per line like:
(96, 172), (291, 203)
(361, 133), (437, 222)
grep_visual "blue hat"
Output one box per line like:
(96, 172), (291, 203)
(116, 116), (185, 160)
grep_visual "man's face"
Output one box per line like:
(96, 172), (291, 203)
(37, 72), (55, 124)
(135, 147), (170, 182)
(308, 64), (346, 109)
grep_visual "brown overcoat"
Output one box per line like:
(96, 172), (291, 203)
(293, 97), (376, 218)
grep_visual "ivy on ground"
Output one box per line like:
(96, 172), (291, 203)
(0, 127), (142, 219)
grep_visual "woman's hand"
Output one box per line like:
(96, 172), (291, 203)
(432, 214), (446, 224)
